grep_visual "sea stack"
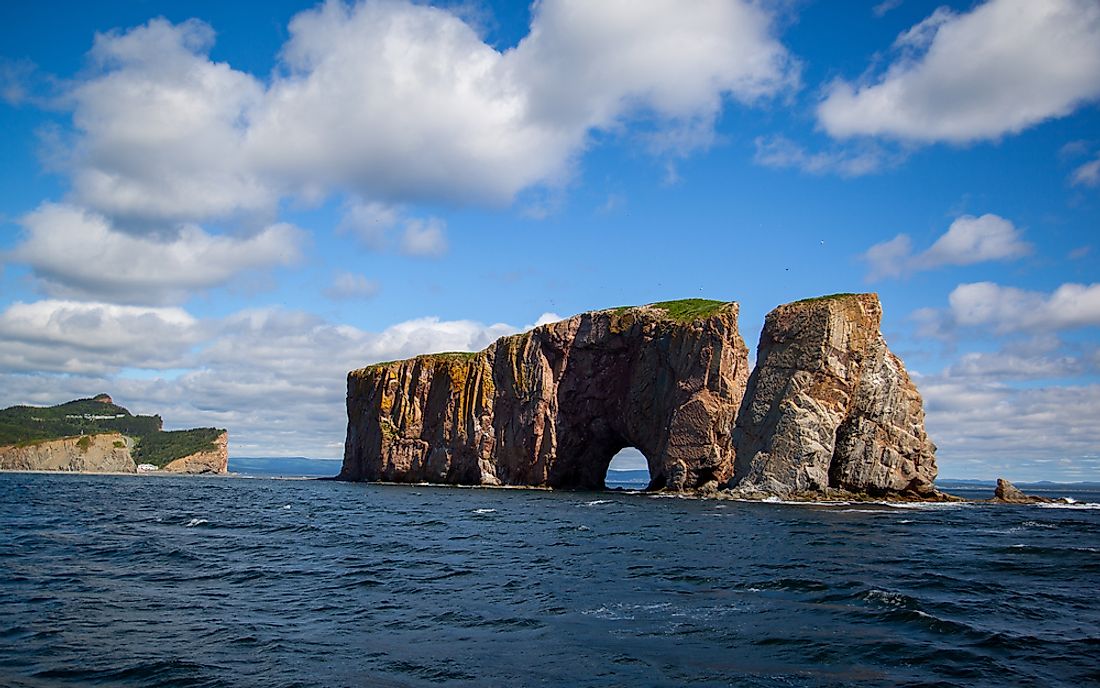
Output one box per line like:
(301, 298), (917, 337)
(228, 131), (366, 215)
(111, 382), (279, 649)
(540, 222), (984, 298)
(342, 293), (942, 499)
(729, 293), (938, 498)
(342, 301), (750, 490)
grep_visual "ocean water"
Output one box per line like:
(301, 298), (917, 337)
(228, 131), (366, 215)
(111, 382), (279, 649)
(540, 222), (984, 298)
(1, 473), (1098, 687)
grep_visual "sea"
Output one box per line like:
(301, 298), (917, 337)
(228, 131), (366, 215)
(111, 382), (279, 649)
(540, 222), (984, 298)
(1, 468), (1098, 687)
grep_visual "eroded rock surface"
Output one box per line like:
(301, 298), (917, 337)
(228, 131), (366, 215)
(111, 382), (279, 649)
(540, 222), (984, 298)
(342, 302), (749, 490)
(163, 431), (229, 474)
(0, 433), (136, 473)
(729, 293), (938, 498)
(993, 478), (1051, 504)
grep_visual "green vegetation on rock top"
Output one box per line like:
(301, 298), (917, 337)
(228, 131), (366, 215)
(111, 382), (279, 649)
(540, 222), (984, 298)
(366, 350), (479, 370)
(791, 292), (862, 305)
(609, 298), (730, 322)
(0, 396), (224, 467)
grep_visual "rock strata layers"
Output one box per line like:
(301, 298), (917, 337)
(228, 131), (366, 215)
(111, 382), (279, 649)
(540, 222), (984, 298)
(342, 293), (941, 499)
(342, 302), (749, 490)
(729, 294), (937, 498)
(163, 431), (230, 474)
(0, 433), (136, 473)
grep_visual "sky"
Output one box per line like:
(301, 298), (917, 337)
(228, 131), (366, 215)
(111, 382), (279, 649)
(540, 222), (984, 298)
(1, 0), (1098, 481)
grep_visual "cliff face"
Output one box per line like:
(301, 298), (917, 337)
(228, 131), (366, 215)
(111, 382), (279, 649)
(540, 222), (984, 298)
(343, 293), (940, 498)
(343, 302), (750, 490)
(0, 433), (136, 473)
(729, 294), (937, 498)
(162, 431), (229, 474)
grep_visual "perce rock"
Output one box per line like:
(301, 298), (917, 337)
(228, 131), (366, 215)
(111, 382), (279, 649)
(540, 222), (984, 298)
(341, 294), (941, 499)
(342, 301), (749, 490)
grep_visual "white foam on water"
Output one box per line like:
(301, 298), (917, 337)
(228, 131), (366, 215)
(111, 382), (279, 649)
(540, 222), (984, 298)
(185, 518), (208, 528)
(583, 499), (614, 507)
(472, 508), (496, 514)
(282, 504), (291, 510)
(1037, 502), (1100, 510)
(881, 501), (968, 510)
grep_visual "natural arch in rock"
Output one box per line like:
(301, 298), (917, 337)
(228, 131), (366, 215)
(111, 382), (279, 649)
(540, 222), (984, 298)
(341, 301), (750, 491)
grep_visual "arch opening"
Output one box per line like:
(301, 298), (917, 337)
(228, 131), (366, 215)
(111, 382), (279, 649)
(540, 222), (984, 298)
(604, 447), (652, 491)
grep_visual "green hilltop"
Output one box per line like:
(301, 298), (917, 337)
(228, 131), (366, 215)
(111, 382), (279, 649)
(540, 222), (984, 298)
(0, 394), (223, 468)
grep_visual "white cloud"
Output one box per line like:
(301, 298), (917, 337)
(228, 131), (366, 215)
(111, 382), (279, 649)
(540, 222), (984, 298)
(11, 203), (303, 304)
(400, 218), (448, 257)
(922, 379), (1100, 480)
(68, 18), (271, 226)
(818, 0), (1100, 143)
(864, 213), (1030, 280)
(0, 300), (200, 374)
(872, 0), (903, 18)
(50, 0), (796, 226)
(324, 271), (379, 300)
(753, 135), (891, 176)
(1071, 154), (1100, 187)
(337, 199), (400, 249)
(0, 301), (543, 457)
(947, 282), (1100, 333)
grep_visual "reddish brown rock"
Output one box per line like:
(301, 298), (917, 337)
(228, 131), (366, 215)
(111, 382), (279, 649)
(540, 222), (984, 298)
(729, 293), (938, 498)
(341, 301), (749, 490)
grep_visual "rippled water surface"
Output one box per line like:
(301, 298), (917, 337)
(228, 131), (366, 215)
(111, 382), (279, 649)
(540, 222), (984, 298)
(2, 474), (1098, 687)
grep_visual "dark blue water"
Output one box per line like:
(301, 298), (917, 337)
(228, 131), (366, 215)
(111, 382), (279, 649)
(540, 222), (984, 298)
(2, 474), (1098, 687)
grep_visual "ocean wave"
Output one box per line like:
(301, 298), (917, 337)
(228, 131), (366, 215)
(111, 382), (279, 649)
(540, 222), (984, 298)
(472, 508), (496, 514)
(1037, 502), (1100, 510)
(184, 518), (208, 527)
(582, 499), (614, 506)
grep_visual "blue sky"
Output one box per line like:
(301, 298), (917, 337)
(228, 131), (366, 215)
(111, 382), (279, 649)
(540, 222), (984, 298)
(1, 0), (1098, 481)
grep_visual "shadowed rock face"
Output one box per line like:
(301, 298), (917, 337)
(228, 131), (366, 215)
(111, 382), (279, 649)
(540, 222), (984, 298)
(341, 302), (749, 490)
(730, 293), (937, 498)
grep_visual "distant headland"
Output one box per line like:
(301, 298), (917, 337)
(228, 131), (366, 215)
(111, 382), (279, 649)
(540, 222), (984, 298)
(0, 395), (227, 475)
(340, 293), (948, 501)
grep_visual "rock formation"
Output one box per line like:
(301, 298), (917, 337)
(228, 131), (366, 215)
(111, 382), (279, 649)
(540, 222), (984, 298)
(729, 294), (937, 498)
(992, 478), (1052, 504)
(342, 293), (942, 499)
(163, 431), (229, 474)
(342, 301), (749, 490)
(0, 433), (136, 473)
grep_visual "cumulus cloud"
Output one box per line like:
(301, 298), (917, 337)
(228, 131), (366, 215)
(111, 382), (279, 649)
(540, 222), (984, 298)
(1071, 154), (1100, 187)
(753, 135), (893, 176)
(0, 301), (555, 457)
(864, 214), (1030, 280)
(400, 218), (448, 257)
(10, 203), (303, 304)
(818, 0), (1100, 143)
(50, 0), (796, 227)
(0, 300), (201, 374)
(922, 379), (1100, 479)
(68, 18), (270, 226)
(323, 271), (379, 301)
(946, 282), (1100, 333)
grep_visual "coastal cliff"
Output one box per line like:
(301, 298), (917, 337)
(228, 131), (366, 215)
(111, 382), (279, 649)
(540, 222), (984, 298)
(342, 294), (940, 499)
(729, 294), (937, 498)
(162, 431), (229, 474)
(0, 396), (228, 475)
(343, 300), (749, 490)
(0, 433), (136, 473)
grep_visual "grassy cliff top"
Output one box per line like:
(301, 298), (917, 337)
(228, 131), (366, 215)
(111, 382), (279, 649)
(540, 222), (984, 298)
(610, 298), (732, 323)
(789, 292), (866, 305)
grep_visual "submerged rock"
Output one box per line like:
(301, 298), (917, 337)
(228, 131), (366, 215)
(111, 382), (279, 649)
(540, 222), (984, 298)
(728, 293), (938, 499)
(342, 301), (749, 490)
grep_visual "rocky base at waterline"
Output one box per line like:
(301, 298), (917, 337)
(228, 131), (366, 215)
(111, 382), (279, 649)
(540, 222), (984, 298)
(991, 478), (1057, 504)
(0, 395), (228, 475)
(342, 294), (945, 501)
